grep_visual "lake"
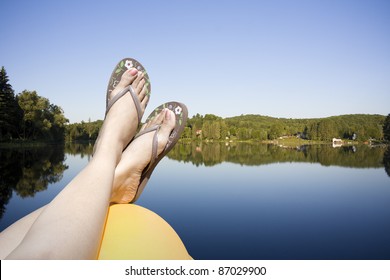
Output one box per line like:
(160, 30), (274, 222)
(1, 142), (389, 260)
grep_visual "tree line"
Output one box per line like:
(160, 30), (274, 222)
(2, 66), (390, 143)
(186, 113), (390, 142)
(0, 67), (68, 142)
(65, 119), (103, 142)
(65, 112), (390, 143)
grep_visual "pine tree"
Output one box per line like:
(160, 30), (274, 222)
(0, 67), (22, 140)
(383, 114), (390, 142)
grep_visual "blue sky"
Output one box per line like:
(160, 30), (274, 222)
(1, 0), (389, 123)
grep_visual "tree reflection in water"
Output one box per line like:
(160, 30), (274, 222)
(1, 141), (388, 220)
(64, 141), (95, 159)
(384, 146), (390, 177)
(168, 142), (387, 170)
(0, 144), (68, 219)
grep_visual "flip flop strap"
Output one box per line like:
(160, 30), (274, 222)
(134, 124), (160, 173)
(105, 85), (142, 123)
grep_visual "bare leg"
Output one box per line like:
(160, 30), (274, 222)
(0, 108), (176, 258)
(0, 68), (149, 259)
(3, 68), (148, 260)
(0, 110), (175, 259)
(0, 207), (44, 259)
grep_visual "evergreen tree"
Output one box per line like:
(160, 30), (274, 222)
(0, 67), (23, 140)
(384, 114), (390, 142)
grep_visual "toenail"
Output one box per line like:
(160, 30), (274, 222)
(130, 69), (138, 76)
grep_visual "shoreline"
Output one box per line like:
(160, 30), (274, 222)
(1, 138), (388, 149)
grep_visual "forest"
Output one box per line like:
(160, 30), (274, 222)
(0, 67), (68, 142)
(65, 113), (388, 143)
(186, 113), (388, 142)
(1, 66), (390, 143)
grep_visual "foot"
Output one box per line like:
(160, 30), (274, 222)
(94, 68), (149, 160)
(110, 108), (176, 203)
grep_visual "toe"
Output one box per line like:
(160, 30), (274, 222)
(109, 68), (138, 100)
(118, 68), (138, 87)
(157, 109), (176, 147)
(131, 71), (145, 90)
(162, 109), (176, 130)
(140, 93), (150, 110)
(136, 78), (146, 93)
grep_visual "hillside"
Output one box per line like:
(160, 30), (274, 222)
(186, 113), (386, 142)
(64, 113), (387, 143)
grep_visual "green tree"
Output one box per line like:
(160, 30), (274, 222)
(317, 119), (337, 141)
(0, 67), (23, 140)
(238, 127), (252, 140)
(17, 90), (68, 140)
(18, 90), (50, 139)
(220, 120), (228, 139)
(268, 123), (283, 140)
(307, 122), (319, 140)
(229, 126), (237, 137)
(181, 127), (192, 139)
(384, 114), (390, 142)
(48, 104), (68, 140)
(65, 120), (102, 142)
(211, 121), (221, 140)
(202, 120), (211, 139)
(188, 113), (203, 139)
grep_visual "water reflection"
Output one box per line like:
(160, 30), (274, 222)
(0, 144), (68, 219)
(0, 142), (388, 221)
(384, 147), (390, 177)
(64, 141), (95, 158)
(1, 142), (389, 259)
(168, 142), (387, 169)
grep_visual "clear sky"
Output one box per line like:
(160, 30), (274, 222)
(1, 0), (389, 123)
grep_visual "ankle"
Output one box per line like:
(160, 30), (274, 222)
(93, 140), (122, 164)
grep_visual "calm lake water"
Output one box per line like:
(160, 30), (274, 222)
(1, 142), (390, 260)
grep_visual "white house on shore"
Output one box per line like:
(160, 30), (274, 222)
(332, 138), (342, 144)
(332, 138), (343, 148)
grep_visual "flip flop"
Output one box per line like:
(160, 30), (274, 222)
(93, 58), (151, 155)
(105, 58), (151, 122)
(129, 101), (188, 203)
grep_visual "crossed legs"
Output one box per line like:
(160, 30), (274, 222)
(0, 67), (175, 259)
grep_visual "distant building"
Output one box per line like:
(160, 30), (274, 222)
(332, 138), (343, 148)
